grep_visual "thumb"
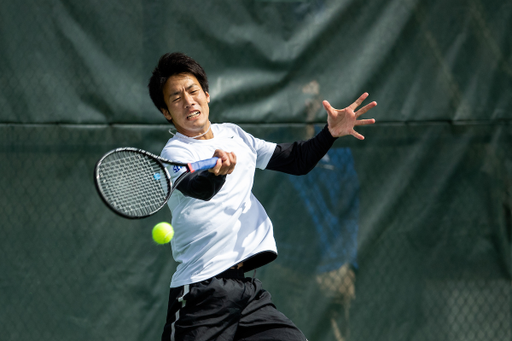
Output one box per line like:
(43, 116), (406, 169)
(322, 100), (332, 111)
(322, 100), (337, 118)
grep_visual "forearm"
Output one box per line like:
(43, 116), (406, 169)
(266, 124), (337, 175)
(176, 170), (226, 200)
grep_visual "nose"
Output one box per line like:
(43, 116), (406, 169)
(183, 92), (195, 108)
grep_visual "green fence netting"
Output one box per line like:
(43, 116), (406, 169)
(1, 0), (511, 340)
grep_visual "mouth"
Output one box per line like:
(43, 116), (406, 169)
(187, 111), (200, 119)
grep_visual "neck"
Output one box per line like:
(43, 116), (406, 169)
(182, 121), (212, 140)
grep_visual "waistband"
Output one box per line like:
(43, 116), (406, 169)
(214, 267), (246, 279)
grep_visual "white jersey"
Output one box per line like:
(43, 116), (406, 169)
(161, 123), (277, 287)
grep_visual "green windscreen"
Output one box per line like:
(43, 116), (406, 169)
(1, 1), (510, 340)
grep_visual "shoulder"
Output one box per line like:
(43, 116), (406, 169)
(160, 137), (194, 162)
(212, 123), (258, 146)
(215, 123), (264, 143)
(213, 122), (245, 136)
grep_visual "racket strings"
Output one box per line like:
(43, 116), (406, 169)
(97, 151), (170, 217)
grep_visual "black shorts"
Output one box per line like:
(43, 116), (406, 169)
(162, 268), (307, 341)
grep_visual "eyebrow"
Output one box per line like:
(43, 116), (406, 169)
(169, 84), (199, 98)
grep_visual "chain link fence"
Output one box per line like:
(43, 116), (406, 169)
(1, 0), (511, 340)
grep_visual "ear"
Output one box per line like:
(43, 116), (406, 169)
(206, 92), (210, 103)
(161, 108), (172, 122)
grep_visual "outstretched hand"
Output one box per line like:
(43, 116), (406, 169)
(323, 92), (377, 140)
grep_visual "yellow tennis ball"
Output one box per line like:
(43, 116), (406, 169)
(152, 222), (174, 245)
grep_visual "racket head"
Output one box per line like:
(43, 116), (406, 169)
(94, 148), (173, 219)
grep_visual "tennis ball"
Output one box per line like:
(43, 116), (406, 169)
(152, 222), (174, 245)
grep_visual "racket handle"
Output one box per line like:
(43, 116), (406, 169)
(188, 157), (219, 172)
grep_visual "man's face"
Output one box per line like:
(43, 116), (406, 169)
(161, 73), (211, 139)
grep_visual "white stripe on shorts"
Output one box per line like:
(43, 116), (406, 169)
(171, 284), (189, 341)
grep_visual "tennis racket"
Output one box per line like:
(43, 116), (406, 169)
(94, 147), (218, 219)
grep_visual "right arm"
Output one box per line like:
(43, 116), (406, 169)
(176, 149), (236, 200)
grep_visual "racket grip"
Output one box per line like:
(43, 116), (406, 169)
(188, 157), (219, 172)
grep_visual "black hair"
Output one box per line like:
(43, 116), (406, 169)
(148, 52), (209, 113)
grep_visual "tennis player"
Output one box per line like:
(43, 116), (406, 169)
(148, 52), (376, 341)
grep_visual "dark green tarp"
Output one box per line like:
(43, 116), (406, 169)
(1, 0), (510, 340)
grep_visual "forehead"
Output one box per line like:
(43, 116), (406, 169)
(163, 73), (201, 92)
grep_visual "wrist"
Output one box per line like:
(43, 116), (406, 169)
(324, 124), (340, 140)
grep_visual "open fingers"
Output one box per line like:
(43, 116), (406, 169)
(351, 129), (365, 140)
(322, 100), (336, 117)
(356, 101), (377, 117)
(351, 117), (376, 140)
(355, 118), (376, 126)
(349, 92), (370, 111)
(355, 100), (377, 117)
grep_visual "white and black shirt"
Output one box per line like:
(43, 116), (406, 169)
(161, 123), (337, 288)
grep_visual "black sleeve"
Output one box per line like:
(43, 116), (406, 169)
(176, 170), (226, 201)
(266, 124), (337, 175)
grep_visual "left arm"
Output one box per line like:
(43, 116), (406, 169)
(266, 93), (377, 175)
(266, 124), (336, 175)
